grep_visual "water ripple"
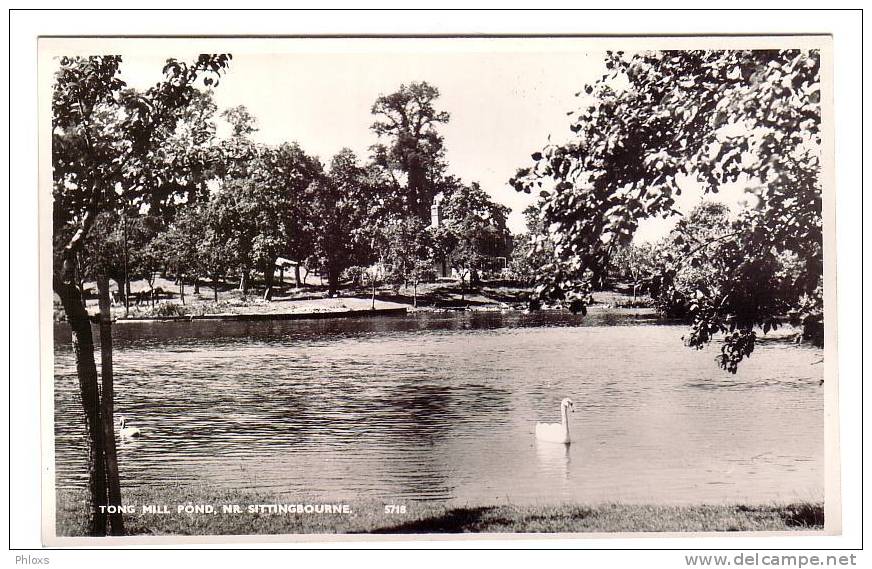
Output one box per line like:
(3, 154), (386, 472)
(53, 312), (823, 505)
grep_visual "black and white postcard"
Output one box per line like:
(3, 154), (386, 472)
(38, 34), (839, 545)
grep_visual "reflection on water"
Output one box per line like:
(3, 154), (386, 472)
(536, 442), (572, 482)
(53, 311), (823, 505)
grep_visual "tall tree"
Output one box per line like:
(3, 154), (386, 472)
(376, 216), (435, 307)
(311, 149), (385, 295)
(211, 141), (322, 297)
(162, 88), (220, 206)
(509, 204), (554, 286)
(262, 143), (323, 298)
(370, 81), (450, 220)
(431, 182), (511, 298)
(52, 54), (230, 535)
(78, 212), (164, 308)
(148, 208), (204, 304)
(511, 49), (822, 371)
(100, 88), (221, 306)
(645, 201), (802, 372)
(607, 242), (658, 304)
(195, 200), (239, 302)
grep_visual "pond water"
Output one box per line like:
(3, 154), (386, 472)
(53, 310), (824, 506)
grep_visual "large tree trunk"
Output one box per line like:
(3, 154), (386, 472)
(54, 278), (108, 536)
(327, 266), (340, 296)
(294, 265), (301, 287)
(193, 277), (200, 295)
(213, 272), (220, 303)
(96, 276), (124, 535)
(263, 260), (275, 301)
(408, 165), (428, 220)
(111, 276), (125, 305)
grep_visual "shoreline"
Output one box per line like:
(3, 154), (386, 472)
(112, 305), (410, 323)
(55, 487), (824, 536)
(109, 303), (659, 324)
(57, 285), (660, 325)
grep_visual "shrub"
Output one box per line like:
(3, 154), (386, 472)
(341, 266), (366, 287)
(150, 302), (189, 318)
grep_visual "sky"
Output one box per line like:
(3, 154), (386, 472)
(113, 41), (748, 240)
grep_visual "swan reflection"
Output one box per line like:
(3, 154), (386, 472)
(536, 439), (572, 480)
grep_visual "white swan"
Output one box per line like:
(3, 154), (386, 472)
(535, 398), (574, 444)
(118, 416), (142, 439)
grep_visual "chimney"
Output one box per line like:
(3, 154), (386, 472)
(430, 193), (444, 228)
(430, 202), (441, 228)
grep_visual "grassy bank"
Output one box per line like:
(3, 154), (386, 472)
(56, 487), (823, 536)
(114, 297), (409, 321)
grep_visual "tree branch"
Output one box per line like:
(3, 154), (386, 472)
(674, 230), (744, 270)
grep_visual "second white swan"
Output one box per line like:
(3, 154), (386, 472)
(535, 398), (574, 444)
(119, 416), (142, 439)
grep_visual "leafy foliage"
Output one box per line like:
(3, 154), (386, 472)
(221, 105), (258, 138)
(148, 208), (206, 283)
(376, 216), (436, 290)
(310, 149), (387, 294)
(509, 205), (554, 285)
(214, 141), (323, 283)
(52, 54), (232, 283)
(607, 242), (657, 301)
(511, 50), (823, 371)
(432, 182), (512, 286)
(370, 81), (451, 220)
(78, 212), (165, 290)
(51, 52), (232, 537)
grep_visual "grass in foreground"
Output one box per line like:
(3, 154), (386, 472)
(55, 486), (824, 536)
